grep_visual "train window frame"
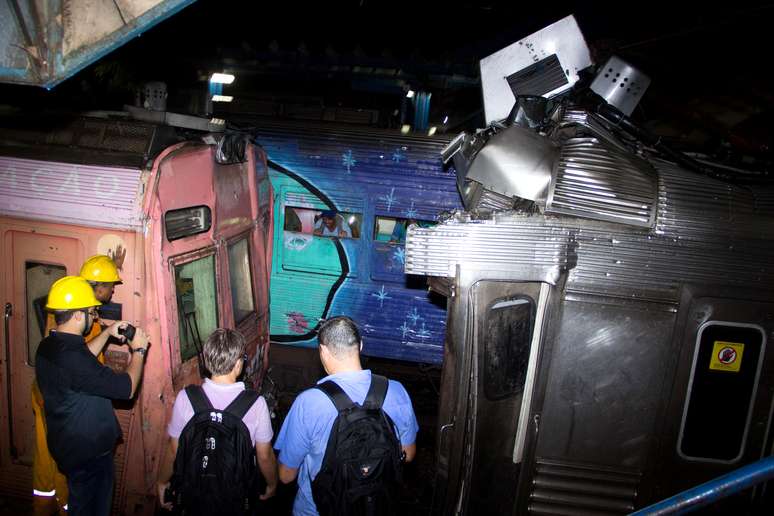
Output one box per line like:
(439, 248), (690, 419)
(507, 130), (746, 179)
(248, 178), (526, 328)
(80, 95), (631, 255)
(164, 205), (212, 242)
(482, 295), (536, 401)
(677, 320), (766, 464)
(172, 250), (220, 363)
(283, 205), (362, 240)
(373, 215), (436, 245)
(226, 236), (256, 325)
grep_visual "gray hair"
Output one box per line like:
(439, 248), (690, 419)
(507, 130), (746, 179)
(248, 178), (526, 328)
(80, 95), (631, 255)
(203, 328), (246, 376)
(318, 316), (361, 359)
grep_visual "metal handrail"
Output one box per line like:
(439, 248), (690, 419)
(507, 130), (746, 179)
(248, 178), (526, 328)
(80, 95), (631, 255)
(630, 455), (774, 515)
(4, 302), (17, 460)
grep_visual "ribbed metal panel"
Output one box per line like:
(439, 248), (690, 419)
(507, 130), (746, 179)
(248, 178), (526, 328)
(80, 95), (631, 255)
(406, 215), (571, 280)
(406, 212), (774, 302)
(0, 156), (143, 230)
(654, 160), (773, 241)
(554, 109), (626, 151)
(478, 186), (517, 211)
(528, 460), (640, 515)
(753, 188), (774, 216)
(546, 138), (657, 227)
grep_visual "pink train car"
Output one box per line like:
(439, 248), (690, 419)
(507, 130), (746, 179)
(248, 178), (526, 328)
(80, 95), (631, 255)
(0, 117), (273, 514)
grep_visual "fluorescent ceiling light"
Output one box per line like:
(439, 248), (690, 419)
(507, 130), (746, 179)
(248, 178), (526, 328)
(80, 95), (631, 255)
(212, 95), (233, 102)
(209, 73), (235, 84)
(406, 90), (415, 98)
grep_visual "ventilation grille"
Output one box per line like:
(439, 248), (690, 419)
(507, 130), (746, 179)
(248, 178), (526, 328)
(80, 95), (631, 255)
(529, 460), (640, 516)
(507, 54), (568, 97)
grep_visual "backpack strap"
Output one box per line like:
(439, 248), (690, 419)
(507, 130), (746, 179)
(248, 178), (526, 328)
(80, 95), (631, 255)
(185, 385), (212, 413)
(316, 381), (356, 412)
(224, 389), (261, 419)
(363, 374), (389, 410)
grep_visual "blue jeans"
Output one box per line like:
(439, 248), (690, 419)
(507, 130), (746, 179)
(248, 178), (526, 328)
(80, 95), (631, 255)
(66, 452), (114, 516)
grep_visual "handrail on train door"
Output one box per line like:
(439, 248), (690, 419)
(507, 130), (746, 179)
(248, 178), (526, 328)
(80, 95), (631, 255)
(630, 455), (774, 515)
(4, 302), (18, 460)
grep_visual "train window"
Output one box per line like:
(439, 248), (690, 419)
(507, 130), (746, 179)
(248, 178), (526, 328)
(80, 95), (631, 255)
(374, 216), (436, 244)
(174, 255), (218, 362)
(678, 321), (765, 463)
(484, 297), (535, 401)
(165, 206), (212, 241)
(26, 262), (67, 364)
(284, 206), (362, 239)
(228, 238), (255, 324)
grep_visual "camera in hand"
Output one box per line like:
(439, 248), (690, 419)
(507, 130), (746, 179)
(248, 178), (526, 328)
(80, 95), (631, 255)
(118, 324), (136, 342)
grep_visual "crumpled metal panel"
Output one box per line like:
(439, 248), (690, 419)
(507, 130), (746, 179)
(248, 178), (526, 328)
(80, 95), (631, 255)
(0, 0), (195, 88)
(406, 208), (774, 302)
(466, 125), (557, 207)
(545, 137), (658, 227)
(0, 156), (143, 229)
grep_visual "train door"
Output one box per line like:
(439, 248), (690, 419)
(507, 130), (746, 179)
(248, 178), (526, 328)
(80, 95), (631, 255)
(1, 229), (80, 493)
(656, 294), (774, 511)
(433, 279), (549, 515)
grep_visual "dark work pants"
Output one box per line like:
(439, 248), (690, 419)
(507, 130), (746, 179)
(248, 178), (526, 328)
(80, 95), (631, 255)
(66, 452), (114, 516)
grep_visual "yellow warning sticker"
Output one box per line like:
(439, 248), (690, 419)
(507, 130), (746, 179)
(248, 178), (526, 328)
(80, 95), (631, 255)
(709, 341), (745, 372)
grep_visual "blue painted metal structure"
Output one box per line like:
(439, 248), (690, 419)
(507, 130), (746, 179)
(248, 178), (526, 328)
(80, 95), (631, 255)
(630, 455), (774, 515)
(254, 121), (461, 364)
(0, 0), (195, 88)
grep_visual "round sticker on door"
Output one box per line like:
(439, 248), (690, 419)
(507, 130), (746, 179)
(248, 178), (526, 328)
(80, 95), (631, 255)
(709, 341), (744, 372)
(718, 347), (737, 364)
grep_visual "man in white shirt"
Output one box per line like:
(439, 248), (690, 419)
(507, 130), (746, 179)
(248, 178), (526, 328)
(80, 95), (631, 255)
(313, 210), (352, 238)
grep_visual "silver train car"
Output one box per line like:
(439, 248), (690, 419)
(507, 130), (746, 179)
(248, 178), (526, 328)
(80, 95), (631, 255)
(405, 105), (774, 514)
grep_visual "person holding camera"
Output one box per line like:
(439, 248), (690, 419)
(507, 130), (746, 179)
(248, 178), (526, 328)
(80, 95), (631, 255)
(35, 275), (149, 516)
(31, 253), (127, 515)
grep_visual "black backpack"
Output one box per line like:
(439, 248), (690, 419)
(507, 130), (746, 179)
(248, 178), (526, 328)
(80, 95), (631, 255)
(311, 374), (403, 516)
(170, 385), (261, 516)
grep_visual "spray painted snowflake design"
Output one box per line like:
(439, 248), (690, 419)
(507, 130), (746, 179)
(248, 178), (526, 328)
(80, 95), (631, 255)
(342, 150), (357, 173)
(392, 149), (404, 163)
(404, 201), (418, 220)
(407, 307), (422, 326)
(380, 187), (397, 211)
(392, 247), (405, 266)
(416, 322), (431, 339)
(371, 285), (392, 308)
(399, 322), (412, 339)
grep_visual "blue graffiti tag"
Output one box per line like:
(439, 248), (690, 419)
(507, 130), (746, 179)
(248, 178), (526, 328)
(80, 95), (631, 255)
(342, 150), (357, 173)
(372, 285), (392, 308)
(380, 187), (397, 211)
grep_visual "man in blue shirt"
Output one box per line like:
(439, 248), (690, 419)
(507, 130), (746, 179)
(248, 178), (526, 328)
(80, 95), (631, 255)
(275, 316), (418, 516)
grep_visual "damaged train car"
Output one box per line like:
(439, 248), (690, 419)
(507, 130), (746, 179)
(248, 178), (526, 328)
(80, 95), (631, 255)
(0, 114), (273, 513)
(255, 121), (460, 365)
(406, 16), (774, 515)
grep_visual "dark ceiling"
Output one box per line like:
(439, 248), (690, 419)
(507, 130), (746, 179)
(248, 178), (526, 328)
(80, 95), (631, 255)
(1, 0), (773, 156)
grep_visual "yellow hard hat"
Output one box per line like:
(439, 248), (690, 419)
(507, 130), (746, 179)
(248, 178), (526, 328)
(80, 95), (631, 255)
(46, 276), (102, 311)
(79, 255), (122, 283)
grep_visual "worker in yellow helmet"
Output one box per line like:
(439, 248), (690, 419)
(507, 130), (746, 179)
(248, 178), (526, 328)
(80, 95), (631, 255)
(31, 254), (124, 515)
(35, 275), (148, 516)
